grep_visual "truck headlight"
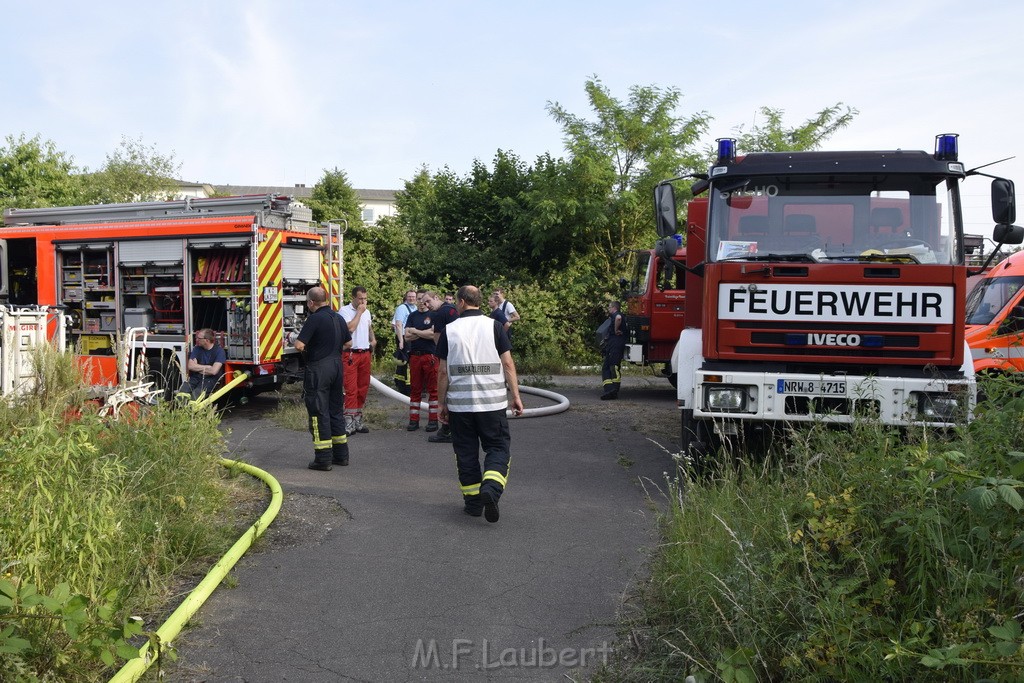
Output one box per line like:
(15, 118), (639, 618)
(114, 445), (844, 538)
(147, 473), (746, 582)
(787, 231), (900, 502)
(915, 392), (960, 421)
(705, 385), (748, 412)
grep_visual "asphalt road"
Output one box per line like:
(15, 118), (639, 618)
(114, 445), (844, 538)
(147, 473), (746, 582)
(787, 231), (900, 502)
(161, 373), (681, 682)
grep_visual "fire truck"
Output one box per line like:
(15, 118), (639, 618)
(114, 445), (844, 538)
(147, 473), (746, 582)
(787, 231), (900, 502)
(618, 247), (686, 385)
(965, 250), (1024, 373)
(0, 195), (343, 398)
(654, 134), (1022, 459)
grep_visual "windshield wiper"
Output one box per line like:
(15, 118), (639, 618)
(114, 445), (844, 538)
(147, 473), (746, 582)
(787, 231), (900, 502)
(817, 253), (922, 265)
(721, 253), (818, 263)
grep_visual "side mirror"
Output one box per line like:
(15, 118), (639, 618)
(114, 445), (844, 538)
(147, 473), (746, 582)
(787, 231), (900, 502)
(992, 178), (1016, 225)
(618, 277), (629, 291)
(993, 223), (1024, 245)
(654, 183), (678, 238)
(654, 237), (679, 260)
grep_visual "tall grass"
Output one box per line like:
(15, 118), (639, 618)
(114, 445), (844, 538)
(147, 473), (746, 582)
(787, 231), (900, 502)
(0, 346), (239, 681)
(601, 374), (1024, 681)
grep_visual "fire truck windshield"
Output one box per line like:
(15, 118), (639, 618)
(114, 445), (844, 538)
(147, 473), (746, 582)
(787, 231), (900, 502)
(706, 174), (960, 266)
(965, 275), (1024, 325)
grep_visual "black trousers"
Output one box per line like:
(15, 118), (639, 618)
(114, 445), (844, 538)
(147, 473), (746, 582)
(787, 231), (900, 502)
(601, 339), (625, 394)
(449, 409), (511, 504)
(304, 355), (346, 456)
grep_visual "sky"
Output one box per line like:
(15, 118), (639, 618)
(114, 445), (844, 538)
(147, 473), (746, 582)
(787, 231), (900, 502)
(1, 0), (1021, 240)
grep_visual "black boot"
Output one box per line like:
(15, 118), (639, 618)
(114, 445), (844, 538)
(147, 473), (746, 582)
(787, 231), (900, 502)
(428, 424), (453, 443)
(308, 450), (333, 471)
(332, 442), (349, 466)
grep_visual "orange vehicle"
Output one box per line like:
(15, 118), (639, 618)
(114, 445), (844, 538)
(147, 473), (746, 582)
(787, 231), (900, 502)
(654, 134), (1022, 458)
(0, 195), (343, 398)
(965, 250), (1024, 373)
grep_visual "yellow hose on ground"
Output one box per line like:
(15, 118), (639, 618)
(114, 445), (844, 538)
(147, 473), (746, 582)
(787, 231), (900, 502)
(109, 458), (282, 683)
(193, 370), (252, 409)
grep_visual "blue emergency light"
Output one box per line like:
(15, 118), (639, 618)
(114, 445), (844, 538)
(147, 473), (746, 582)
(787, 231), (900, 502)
(934, 133), (958, 161)
(716, 138), (737, 164)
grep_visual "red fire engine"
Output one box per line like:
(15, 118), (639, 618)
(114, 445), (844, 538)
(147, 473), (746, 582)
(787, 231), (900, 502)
(619, 246), (686, 385)
(654, 134), (1022, 459)
(0, 195), (343, 398)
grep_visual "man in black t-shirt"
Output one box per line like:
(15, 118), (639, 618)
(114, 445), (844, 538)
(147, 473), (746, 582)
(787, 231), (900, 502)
(294, 287), (352, 470)
(402, 291), (440, 431)
(423, 290), (459, 442)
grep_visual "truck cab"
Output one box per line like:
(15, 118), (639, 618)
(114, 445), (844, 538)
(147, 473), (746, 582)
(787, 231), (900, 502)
(620, 247), (686, 383)
(658, 134), (1022, 461)
(966, 250), (1024, 373)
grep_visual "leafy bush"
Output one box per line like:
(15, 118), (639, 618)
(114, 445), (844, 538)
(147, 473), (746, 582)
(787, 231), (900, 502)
(0, 347), (235, 681)
(603, 374), (1024, 681)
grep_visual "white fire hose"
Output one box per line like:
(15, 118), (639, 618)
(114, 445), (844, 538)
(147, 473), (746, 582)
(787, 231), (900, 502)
(369, 376), (569, 418)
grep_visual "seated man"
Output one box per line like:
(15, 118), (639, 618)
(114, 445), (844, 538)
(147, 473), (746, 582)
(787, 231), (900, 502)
(184, 328), (226, 399)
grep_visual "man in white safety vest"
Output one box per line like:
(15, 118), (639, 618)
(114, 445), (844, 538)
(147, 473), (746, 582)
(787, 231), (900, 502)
(436, 285), (524, 522)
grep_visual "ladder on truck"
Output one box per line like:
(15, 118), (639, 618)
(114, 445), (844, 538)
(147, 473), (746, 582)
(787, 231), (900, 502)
(2, 195), (310, 226)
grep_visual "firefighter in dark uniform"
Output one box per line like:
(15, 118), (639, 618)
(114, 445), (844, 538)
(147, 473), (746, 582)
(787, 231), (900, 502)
(425, 290), (460, 442)
(437, 285), (524, 522)
(601, 300), (626, 400)
(403, 291), (440, 431)
(293, 286), (352, 471)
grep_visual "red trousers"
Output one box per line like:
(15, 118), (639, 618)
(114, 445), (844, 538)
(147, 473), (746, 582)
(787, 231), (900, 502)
(408, 353), (439, 423)
(343, 350), (371, 414)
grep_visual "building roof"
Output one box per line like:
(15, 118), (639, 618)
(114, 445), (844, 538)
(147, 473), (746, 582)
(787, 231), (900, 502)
(211, 184), (397, 202)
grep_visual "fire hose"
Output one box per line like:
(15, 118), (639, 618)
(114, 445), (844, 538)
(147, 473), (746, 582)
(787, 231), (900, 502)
(108, 458), (282, 683)
(369, 375), (570, 417)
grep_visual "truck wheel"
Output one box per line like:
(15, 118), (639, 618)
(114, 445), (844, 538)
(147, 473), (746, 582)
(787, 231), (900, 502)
(681, 409), (714, 475)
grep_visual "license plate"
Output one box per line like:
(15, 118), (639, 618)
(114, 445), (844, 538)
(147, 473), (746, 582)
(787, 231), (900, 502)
(776, 379), (847, 395)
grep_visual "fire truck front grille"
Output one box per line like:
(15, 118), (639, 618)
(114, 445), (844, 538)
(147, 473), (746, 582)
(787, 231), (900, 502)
(784, 396), (881, 418)
(735, 346), (933, 359)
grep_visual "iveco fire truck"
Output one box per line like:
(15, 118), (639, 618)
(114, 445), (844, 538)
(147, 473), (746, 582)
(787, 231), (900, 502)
(0, 195), (343, 398)
(655, 134), (1022, 459)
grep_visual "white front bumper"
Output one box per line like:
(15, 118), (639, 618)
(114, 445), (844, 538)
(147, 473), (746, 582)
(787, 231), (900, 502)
(692, 370), (975, 427)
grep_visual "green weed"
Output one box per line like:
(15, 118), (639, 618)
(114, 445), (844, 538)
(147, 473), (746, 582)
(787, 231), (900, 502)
(0, 346), (240, 681)
(599, 374), (1024, 681)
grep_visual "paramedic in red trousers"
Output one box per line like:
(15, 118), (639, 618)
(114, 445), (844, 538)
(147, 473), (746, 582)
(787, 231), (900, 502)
(424, 290), (459, 443)
(402, 291), (439, 431)
(293, 287), (352, 471)
(436, 285), (524, 522)
(340, 285), (376, 435)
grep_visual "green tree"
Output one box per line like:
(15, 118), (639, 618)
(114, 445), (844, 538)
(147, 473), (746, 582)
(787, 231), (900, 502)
(306, 167), (362, 227)
(309, 168), (414, 350)
(80, 136), (180, 204)
(0, 134), (82, 214)
(729, 103), (858, 155)
(546, 77), (712, 271)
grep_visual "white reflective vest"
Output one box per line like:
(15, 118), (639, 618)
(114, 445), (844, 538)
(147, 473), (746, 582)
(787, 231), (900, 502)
(445, 314), (507, 413)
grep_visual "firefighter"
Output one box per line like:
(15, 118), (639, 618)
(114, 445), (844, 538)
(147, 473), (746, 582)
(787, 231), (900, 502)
(403, 290), (439, 431)
(424, 289), (459, 443)
(293, 286), (351, 471)
(391, 289), (417, 395)
(436, 285), (524, 522)
(600, 301), (626, 400)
